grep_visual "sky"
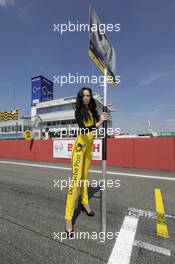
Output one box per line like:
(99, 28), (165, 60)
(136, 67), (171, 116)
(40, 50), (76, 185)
(0, 0), (175, 134)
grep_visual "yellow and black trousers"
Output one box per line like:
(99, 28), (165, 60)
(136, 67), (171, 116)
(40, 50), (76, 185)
(64, 117), (95, 221)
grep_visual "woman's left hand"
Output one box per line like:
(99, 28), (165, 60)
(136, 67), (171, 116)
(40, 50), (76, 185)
(100, 112), (109, 122)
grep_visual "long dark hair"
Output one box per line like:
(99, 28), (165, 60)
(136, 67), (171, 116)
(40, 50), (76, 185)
(75, 87), (99, 122)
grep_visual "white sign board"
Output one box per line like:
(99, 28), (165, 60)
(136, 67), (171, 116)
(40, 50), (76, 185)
(53, 139), (102, 160)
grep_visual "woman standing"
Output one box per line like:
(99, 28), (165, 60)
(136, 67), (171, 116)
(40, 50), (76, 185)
(64, 87), (108, 238)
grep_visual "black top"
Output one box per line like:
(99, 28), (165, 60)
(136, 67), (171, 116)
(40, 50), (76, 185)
(75, 108), (100, 133)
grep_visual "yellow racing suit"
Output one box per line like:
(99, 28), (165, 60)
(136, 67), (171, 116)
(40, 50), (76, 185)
(64, 109), (99, 221)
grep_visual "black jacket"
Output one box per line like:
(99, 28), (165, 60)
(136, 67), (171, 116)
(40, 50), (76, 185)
(75, 108), (100, 133)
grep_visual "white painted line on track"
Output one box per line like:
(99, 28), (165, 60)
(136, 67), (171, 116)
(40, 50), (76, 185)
(134, 240), (171, 256)
(0, 160), (175, 181)
(0, 161), (72, 171)
(106, 171), (175, 181)
(128, 207), (157, 219)
(107, 215), (138, 264)
(128, 207), (175, 220)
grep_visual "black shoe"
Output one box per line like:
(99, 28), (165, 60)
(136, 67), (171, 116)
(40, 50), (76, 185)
(81, 204), (95, 217)
(65, 228), (74, 239)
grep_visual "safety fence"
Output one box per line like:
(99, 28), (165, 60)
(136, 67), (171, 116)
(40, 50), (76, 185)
(0, 137), (174, 171)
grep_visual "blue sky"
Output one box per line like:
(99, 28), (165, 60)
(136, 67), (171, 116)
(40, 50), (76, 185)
(0, 0), (175, 133)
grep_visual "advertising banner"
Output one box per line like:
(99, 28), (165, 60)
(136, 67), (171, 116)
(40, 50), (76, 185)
(89, 6), (116, 86)
(31, 76), (53, 106)
(53, 139), (102, 160)
(0, 109), (19, 121)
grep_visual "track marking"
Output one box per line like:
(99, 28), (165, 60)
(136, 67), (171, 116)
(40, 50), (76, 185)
(128, 207), (175, 220)
(134, 240), (171, 256)
(154, 189), (169, 238)
(0, 160), (175, 182)
(107, 215), (138, 264)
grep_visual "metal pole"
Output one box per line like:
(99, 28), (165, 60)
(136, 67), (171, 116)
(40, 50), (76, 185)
(15, 122), (18, 140)
(100, 68), (107, 236)
(13, 87), (16, 110)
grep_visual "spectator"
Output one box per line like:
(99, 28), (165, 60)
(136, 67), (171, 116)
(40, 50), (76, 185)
(43, 127), (51, 140)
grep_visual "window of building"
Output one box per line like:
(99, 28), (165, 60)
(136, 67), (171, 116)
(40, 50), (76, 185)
(36, 103), (76, 115)
(18, 125), (22, 132)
